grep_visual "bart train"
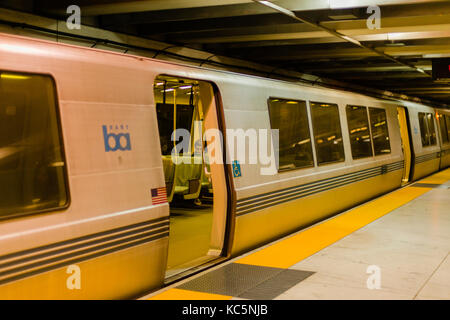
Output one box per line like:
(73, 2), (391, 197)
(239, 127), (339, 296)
(0, 33), (449, 299)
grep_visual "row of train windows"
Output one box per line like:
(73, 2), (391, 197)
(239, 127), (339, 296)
(437, 113), (450, 145)
(268, 98), (391, 172)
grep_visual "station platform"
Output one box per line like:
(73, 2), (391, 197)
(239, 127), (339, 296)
(145, 168), (450, 300)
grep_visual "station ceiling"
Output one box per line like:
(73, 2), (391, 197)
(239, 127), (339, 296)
(8, 0), (450, 106)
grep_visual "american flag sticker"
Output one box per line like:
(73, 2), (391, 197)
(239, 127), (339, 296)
(151, 187), (167, 205)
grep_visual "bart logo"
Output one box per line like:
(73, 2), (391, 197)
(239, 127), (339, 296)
(103, 125), (132, 152)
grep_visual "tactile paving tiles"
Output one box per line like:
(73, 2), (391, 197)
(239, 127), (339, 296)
(177, 263), (314, 300)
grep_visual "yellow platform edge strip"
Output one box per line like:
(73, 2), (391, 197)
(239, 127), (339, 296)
(235, 168), (450, 269)
(148, 288), (232, 300)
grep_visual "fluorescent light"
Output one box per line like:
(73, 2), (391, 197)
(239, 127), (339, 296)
(255, 1), (297, 18)
(423, 53), (450, 58)
(341, 35), (361, 46)
(328, 14), (358, 20)
(1, 73), (30, 80)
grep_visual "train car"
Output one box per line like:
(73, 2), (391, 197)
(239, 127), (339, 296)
(402, 102), (441, 181)
(0, 33), (448, 299)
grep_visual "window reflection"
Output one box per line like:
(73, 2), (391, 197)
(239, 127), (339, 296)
(310, 102), (345, 165)
(418, 112), (437, 147)
(0, 72), (68, 218)
(268, 98), (313, 171)
(346, 105), (373, 159)
(437, 113), (449, 144)
(369, 107), (391, 155)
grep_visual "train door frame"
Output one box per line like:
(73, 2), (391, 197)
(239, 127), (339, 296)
(435, 111), (448, 170)
(397, 106), (414, 184)
(153, 75), (234, 281)
(436, 111), (442, 170)
(211, 84), (236, 260)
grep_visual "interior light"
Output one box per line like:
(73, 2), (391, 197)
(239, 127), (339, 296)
(1, 73), (30, 80)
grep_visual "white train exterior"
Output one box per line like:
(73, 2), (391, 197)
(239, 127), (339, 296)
(0, 33), (448, 299)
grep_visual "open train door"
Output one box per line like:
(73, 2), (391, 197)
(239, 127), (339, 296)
(153, 75), (229, 281)
(397, 106), (413, 184)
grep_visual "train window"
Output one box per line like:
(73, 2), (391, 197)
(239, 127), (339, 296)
(268, 98), (313, 171)
(346, 105), (373, 159)
(427, 113), (437, 146)
(310, 102), (345, 165)
(418, 113), (428, 146)
(0, 72), (68, 219)
(154, 80), (198, 155)
(438, 113), (449, 144)
(418, 112), (437, 147)
(369, 107), (391, 155)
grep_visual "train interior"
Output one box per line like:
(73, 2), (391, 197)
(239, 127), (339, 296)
(153, 75), (228, 280)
